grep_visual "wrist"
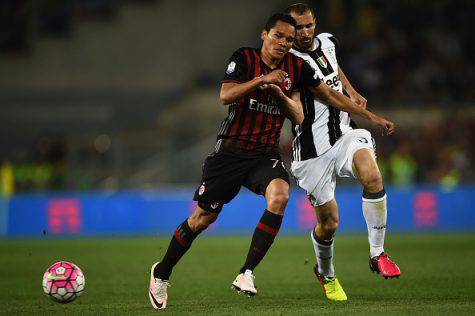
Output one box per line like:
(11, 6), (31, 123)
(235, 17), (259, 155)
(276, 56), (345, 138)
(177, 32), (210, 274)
(367, 112), (378, 122)
(255, 76), (266, 86)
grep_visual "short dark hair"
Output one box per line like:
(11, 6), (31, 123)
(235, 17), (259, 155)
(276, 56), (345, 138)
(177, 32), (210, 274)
(284, 3), (315, 19)
(264, 13), (297, 32)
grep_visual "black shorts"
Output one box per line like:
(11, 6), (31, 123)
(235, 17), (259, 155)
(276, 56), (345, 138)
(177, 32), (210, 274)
(193, 152), (290, 213)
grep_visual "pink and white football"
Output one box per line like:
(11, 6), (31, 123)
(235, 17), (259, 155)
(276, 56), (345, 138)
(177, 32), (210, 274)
(42, 261), (85, 303)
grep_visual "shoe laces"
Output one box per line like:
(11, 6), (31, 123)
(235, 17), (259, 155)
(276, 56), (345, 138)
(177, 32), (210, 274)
(321, 275), (335, 284)
(321, 276), (337, 291)
(379, 253), (395, 264)
(154, 279), (171, 298)
(243, 270), (255, 287)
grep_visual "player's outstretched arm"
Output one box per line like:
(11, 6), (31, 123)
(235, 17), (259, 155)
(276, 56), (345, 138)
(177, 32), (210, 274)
(219, 70), (288, 105)
(339, 67), (367, 108)
(263, 85), (303, 124)
(310, 82), (395, 135)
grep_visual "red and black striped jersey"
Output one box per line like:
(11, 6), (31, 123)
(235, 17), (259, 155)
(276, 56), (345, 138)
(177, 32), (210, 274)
(215, 47), (321, 157)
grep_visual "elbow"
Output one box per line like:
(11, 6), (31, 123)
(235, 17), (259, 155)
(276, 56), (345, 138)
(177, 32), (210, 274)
(219, 92), (229, 105)
(220, 97), (229, 105)
(219, 91), (233, 105)
(294, 112), (304, 125)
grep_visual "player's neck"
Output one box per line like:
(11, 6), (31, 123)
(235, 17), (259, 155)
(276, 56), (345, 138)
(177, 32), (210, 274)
(260, 48), (282, 69)
(294, 39), (315, 53)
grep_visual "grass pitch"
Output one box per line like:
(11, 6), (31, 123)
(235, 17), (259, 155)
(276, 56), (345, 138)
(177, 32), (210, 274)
(1, 234), (474, 315)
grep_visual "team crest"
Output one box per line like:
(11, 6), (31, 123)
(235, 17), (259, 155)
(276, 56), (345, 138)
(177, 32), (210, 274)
(198, 183), (205, 196)
(317, 56), (328, 68)
(226, 61), (236, 74)
(283, 76), (292, 91)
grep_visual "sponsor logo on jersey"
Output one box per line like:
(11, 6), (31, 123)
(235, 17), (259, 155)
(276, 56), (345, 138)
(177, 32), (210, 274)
(226, 61), (236, 74)
(210, 202), (219, 209)
(357, 137), (369, 144)
(325, 75), (341, 90)
(317, 56), (328, 68)
(249, 98), (281, 115)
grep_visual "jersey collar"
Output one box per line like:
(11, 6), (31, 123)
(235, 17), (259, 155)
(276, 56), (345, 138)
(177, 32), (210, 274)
(258, 48), (286, 70)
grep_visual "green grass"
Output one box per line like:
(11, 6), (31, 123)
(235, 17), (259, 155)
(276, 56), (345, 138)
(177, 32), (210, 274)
(1, 234), (474, 315)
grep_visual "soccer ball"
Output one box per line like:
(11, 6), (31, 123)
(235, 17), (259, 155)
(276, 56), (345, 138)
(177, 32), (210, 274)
(42, 261), (85, 303)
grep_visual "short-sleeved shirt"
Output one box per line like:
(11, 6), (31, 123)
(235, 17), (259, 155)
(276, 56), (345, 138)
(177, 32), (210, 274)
(215, 47), (321, 156)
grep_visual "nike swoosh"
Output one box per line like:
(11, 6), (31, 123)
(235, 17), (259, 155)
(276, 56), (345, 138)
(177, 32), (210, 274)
(149, 290), (163, 308)
(47, 274), (67, 280)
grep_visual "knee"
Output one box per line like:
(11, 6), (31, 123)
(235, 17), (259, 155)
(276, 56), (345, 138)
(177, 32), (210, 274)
(188, 210), (218, 232)
(320, 218), (339, 236)
(361, 170), (383, 191)
(267, 191), (289, 215)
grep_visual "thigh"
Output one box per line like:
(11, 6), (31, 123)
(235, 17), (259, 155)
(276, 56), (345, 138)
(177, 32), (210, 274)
(352, 147), (380, 181)
(243, 154), (290, 195)
(335, 129), (375, 178)
(193, 153), (249, 212)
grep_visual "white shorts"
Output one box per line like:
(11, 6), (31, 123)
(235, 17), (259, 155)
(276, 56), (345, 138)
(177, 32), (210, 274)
(291, 129), (375, 207)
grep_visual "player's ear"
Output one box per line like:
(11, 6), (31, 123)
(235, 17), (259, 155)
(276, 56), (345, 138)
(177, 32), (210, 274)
(261, 30), (267, 41)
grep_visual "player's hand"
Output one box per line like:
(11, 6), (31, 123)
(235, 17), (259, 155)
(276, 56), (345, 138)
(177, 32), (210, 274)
(267, 83), (285, 98)
(372, 116), (395, 135)
(261, 70), (287, 85)
(260, 83), (285, 98)
(349, 90), (367, 109)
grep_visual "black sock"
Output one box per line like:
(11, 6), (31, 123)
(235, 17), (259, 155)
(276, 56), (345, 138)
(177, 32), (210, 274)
(154, 219), (200, 280)
(240, 210), (283, 273)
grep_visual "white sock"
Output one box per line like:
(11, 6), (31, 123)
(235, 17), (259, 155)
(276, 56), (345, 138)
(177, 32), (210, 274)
(311, 229), (335, 277)
(362, 190), (387, 258)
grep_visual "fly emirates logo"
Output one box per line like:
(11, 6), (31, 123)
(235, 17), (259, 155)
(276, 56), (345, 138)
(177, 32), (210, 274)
(249, 98), (281, 115)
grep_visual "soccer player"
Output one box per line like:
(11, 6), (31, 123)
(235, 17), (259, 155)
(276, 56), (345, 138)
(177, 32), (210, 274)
(149, 13), (394, 310)
(285, 3), (401, 301)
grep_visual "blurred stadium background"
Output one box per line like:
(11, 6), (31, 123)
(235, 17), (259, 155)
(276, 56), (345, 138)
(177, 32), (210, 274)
(0, 0), (473, 237)
(1, 1), (474, 314)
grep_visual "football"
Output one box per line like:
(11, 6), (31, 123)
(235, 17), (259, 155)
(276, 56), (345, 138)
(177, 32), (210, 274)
(42, 261), (85, 303)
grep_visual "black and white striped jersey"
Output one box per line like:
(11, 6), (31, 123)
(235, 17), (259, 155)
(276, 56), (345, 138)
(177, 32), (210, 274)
(290, 33), (353, 161)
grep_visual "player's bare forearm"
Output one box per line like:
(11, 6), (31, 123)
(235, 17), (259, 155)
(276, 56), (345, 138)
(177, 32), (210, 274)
(310, 83), (394, 135)
(338, 67), (354, 93)
(220, 78), (264, 105)
(220, 70), (288, 105)
(275, 89), (303, 125)
(260, 84), (303, 124)
(311, 83), (368, 117)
